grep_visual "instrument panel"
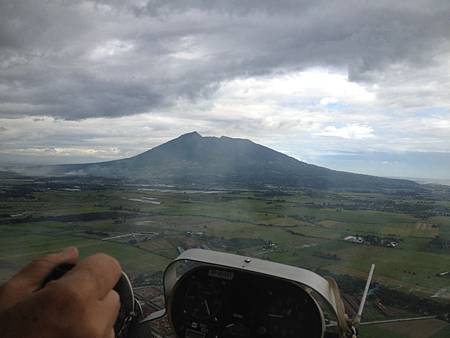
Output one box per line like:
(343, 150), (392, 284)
(170, 266), (324, 338)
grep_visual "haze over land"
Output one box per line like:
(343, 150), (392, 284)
(0, 1), (450, 180)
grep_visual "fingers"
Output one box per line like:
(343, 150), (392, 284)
(10, 246), (79, 292)
(60, 253), (122, 299)
(99, 290), (120, 338)
(1, 250), (123, 338)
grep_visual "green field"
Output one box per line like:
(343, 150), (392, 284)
(1, 176), (450, 336)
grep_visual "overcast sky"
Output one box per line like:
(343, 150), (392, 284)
(1, 0), (450, 180)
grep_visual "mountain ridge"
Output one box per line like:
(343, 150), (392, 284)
(24, 132), (420, 191)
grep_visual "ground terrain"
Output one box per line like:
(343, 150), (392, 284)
(1, 174), (450, 337)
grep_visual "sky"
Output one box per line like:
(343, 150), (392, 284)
(1, 0), (450, 181)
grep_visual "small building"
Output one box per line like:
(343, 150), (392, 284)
(344, 235), (364, 244)
(386, 241), (398, 248)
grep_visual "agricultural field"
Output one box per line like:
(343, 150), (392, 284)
(359, 319), (450, 338)
(1, 174), (450, 336)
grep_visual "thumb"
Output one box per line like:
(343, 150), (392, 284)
(10, 246), (79, 292)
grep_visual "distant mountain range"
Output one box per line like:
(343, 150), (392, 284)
(23, 132), (419, 191)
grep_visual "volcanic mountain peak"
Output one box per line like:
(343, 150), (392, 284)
(27, 132), (419, 191)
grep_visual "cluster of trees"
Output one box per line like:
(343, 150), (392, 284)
(313, 252), (340, 261)
(429, 236), (450, 251)
(298, 199), (441, 219)
(376, 287), (450, 318)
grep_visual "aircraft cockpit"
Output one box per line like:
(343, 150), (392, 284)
(45, 249), (372, 338)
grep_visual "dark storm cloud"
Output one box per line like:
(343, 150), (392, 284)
(1, 0), (450, 119)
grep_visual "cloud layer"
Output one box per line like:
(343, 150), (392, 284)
(1, 0), (450, 119)
(1, 1), (450, 178)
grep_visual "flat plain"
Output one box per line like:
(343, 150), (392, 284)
(1, 174), (450, 337)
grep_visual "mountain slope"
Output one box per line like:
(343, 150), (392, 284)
(40, 132), (419, 191)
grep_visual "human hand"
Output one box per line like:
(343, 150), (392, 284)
(0, 247), (122, 338)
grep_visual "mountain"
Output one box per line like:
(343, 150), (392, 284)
(30, 132), (419, 191)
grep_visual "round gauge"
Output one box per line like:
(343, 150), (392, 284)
(184, 276), (224, 321)
(265, 286), (323, 338)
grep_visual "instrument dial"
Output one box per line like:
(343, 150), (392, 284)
(184, 276), (224, 321)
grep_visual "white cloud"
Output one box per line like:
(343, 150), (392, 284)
(89, 40), (135, 60)
(169, 36), (208, 61)
(316, 124), (375, 140)
(320, 97), (339, 106)
(214, 69), (376, 110)
(1, 147), (121, 158)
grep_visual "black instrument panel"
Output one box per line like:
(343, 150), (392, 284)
(170, 266), (324, 338)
